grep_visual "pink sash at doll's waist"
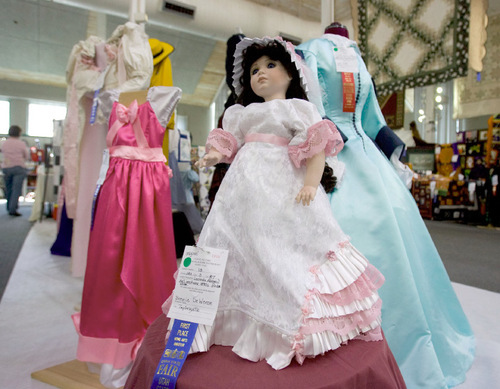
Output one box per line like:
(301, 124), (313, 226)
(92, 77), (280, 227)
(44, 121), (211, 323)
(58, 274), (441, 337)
(109, 145), (167, 162)
(244, 133), (289, 147)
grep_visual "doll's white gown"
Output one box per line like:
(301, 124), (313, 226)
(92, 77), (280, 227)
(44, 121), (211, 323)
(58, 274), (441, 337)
(163, 98), (385, 370)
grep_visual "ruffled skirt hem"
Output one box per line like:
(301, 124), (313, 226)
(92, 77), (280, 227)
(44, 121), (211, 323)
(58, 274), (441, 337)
(163, 241), (385, 370)
(72, 313), (143, 369)
(165, 308), (382, 370)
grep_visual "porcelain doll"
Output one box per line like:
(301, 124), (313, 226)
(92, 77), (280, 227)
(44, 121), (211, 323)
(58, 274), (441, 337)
(162, 37), (386, 370)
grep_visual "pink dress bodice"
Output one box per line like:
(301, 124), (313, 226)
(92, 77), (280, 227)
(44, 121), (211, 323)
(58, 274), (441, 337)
(108, 100), (165, 148)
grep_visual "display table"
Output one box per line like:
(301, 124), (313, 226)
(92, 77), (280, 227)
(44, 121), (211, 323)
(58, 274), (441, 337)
(125, 314), (406, 389)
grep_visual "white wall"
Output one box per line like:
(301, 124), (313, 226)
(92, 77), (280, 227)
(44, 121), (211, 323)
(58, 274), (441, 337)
(176, 103), (212, 147)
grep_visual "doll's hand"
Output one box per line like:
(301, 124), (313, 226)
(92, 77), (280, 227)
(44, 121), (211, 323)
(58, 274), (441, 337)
(195, 150), (223, 169)
(295, 186), (317, 206)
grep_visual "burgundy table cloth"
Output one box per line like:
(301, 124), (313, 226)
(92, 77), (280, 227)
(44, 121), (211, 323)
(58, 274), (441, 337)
(125, 314), (406, 389)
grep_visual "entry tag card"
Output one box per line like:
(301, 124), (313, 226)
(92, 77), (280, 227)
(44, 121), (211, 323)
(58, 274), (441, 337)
(333, 46), (359, 73)
(167, 246), (228, 326)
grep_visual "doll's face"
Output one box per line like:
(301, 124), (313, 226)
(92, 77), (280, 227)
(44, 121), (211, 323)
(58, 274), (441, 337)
(249, 55), (292, 102)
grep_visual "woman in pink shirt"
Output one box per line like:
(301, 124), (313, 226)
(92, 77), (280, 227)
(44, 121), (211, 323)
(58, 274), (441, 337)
(1, 125), (29, 216)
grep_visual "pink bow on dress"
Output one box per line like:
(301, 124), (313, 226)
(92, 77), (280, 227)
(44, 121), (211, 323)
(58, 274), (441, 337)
(116, 100), (139, 124)
(107, 100), (148, 148)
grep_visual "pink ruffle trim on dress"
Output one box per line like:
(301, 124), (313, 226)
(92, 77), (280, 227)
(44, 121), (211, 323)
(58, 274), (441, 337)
(206, 128), (238, 163)
(72, 312), (142, 369)
(300, 299), (382, 336)
(288, 120), (344, 168)
(308, 241), (370, 294)
(292, 243), (384, 364)
(308, 264), (385, 306)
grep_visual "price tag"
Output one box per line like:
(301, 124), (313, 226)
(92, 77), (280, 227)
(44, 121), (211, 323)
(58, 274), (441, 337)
(167, 246), (228, 326)
(492, 175), (499, 186)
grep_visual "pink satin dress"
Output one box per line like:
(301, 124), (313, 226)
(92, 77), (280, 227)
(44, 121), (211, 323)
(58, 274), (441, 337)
(73, 90), (179, 369)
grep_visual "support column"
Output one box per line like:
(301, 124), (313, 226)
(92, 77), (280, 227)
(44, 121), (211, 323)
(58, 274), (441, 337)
(86, 10), (106, 39)
(321, 0), (335, 28)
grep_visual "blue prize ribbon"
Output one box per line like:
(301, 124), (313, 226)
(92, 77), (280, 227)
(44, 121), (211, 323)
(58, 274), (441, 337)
(151, 319), (198, 389)
(89, 89), (100, 124)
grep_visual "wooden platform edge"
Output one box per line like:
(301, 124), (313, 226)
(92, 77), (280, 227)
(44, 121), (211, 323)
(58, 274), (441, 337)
(31, 359), (110, 389)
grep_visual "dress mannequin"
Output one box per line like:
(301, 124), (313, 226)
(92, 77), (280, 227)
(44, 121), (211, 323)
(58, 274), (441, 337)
(298, 29), (474, 389)
(74, 86), (181, 388)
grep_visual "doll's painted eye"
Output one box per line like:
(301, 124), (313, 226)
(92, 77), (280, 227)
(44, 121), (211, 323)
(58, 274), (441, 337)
(251, 68), (259, 75)
(267, 62), (276, 69)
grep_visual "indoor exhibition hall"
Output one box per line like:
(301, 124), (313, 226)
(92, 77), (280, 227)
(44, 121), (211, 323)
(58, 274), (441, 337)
(0, 0), (499, 388)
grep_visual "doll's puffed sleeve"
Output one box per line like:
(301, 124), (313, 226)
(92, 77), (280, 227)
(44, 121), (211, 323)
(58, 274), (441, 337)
(287, 100), (344, 168)
(148, 86), (182, 128)
(205, 104), (245, 163)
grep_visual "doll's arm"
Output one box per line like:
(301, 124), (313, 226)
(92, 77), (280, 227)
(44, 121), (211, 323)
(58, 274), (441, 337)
(197, 105), (244, 169)
(200, 127), (239, 167)
(295, 150), (325, 206)
(196, 149), (223, 168)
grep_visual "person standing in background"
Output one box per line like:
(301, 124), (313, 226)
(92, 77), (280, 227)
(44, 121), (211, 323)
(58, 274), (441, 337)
(1, 125), (29, 216)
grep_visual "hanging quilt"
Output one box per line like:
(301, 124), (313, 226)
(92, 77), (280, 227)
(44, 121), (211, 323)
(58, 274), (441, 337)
(357, 0), (470, 95)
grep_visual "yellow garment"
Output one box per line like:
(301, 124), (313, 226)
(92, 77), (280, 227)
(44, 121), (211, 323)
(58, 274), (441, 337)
(149, 38), (176, 161)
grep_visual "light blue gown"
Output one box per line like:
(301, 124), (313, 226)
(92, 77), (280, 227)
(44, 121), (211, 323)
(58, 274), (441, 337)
(298, 35), (475, 389)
